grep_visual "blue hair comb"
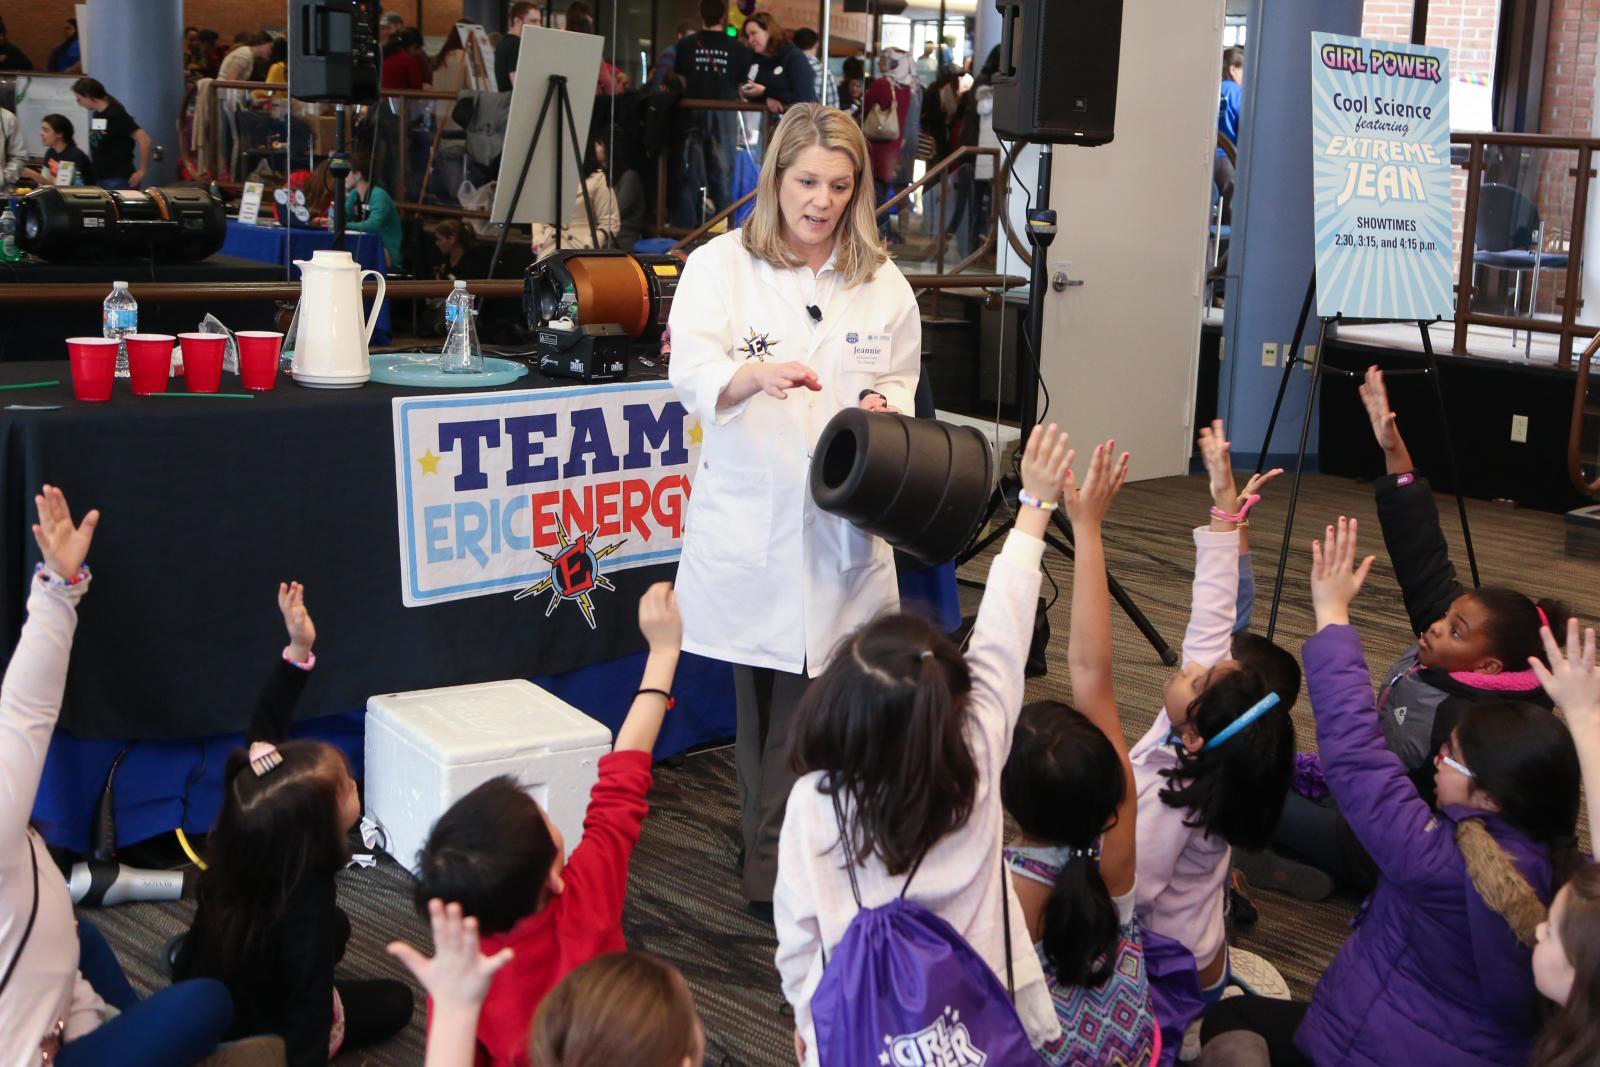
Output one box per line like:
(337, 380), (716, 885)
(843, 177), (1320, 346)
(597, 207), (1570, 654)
(1202, 692), (1281, 750)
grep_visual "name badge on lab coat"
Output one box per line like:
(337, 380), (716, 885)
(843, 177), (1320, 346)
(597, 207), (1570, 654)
(844, 332), (890, 374)
(91, 117), (107, 131)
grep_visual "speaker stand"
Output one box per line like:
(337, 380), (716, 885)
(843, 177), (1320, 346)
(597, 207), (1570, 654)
(956, 143), (1177, 666)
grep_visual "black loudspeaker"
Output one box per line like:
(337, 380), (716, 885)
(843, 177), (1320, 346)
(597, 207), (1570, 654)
(991, 0), (1123, 145)
(289, 0), (382, 103)
(810, 410), (996, 566)
(842, 0), (909, 12)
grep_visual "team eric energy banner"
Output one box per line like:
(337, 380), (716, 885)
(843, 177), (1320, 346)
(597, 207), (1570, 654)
(392, 382), (700, 616)
(1310, 32), (1453, 321)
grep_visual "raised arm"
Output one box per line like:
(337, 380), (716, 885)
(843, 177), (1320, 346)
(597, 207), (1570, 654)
(1306, 518), (1453, 883)
(1530, 620), (1600, 848)
(1, 487), (97, 849)
(1182, 422), (1246, 668)
(1362, 366), (1462, 632)
(1062, 440), (1135, 894)
(246, 582), (316, 744)
(388, 900), (513, 1067)
(613, 583), (681, 754)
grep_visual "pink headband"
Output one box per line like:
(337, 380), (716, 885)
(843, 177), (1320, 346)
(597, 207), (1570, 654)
(248, 740), (284, 777)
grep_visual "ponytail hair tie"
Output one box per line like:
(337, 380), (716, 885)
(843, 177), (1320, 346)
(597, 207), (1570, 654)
(248, 741), (284, 777)
(1202, 693), (1282, 750)
(920, 650), (934, 661)
(1065, 842), (1101, 861)
(1537, 605), (1551, 629)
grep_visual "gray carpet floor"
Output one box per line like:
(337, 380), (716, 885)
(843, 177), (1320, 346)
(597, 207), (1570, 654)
(84, 471), (1600, 1066)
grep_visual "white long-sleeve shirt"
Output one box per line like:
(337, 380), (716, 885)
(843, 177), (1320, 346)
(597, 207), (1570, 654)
(0, 108), (27, 192)
(774, 529), (1061, 1062)
(0, 576), (105, 1067)
(1130, 526), (1239, 973)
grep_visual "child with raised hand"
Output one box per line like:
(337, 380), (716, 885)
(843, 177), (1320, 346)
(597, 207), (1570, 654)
(1130, 420), (1299, 1020)
(175, 581), (414, 1067)
(412, 582), (683, 1067)
(1001, 441), (1158, 1066)
(774, 423), (1089, 1063)
(1203, 518), (1580, 1067)
(2, 487), (234, 1067)
(1528, 620), (1600, 1067)
(1265, 367), (1575, 898)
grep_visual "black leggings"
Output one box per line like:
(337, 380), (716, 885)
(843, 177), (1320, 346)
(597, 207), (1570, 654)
(335, 978), (414, 1052)
(1202, 995), (1311, 1067)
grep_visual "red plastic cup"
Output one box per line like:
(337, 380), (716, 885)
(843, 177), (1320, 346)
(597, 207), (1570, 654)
(66, 337), (118, 402)
(178, 333), (227, 393)
(125, 334), (175, 396)
(236, 331), (284, 391)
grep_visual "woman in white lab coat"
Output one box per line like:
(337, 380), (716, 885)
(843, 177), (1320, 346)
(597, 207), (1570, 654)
(667, 103), (922, 908)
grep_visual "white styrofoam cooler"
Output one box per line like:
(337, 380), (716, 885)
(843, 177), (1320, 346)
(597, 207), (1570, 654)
(365, 679), (614, 874)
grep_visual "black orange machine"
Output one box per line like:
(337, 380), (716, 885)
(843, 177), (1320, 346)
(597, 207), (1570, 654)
(522, 250), (684, 381)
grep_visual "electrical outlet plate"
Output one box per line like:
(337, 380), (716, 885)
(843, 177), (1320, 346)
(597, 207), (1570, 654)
(1262, 342), (1278, 367)
(1302, 345), (1316, 371)
(1511, 414), (1529, 443)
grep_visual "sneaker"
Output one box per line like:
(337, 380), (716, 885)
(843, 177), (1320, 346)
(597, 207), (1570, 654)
(158, 932), (187, 978)
(1227, 946), (1290, 1000)
(1232, 847), (1336, 903)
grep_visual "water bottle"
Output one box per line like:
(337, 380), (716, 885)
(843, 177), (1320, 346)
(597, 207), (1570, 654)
(103, 281), (138, 379)
(440, 281), (483, 374)
(0, 203), (19, 262)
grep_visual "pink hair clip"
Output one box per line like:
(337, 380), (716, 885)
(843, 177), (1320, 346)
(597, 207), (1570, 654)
(248, 740), (284, 777)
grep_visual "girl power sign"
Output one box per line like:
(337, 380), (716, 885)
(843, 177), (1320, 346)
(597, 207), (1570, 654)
(1310, 32), (1453, 321)
(392, 382), (699, 616)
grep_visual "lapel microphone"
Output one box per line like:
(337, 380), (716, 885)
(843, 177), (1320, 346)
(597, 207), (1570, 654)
(807, 304), (822, 323)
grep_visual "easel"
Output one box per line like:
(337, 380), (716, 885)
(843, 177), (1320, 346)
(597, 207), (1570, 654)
(955, 143), (1177, 666)
(1255, 276), (1481, 640)
(487, 74), (600, 279)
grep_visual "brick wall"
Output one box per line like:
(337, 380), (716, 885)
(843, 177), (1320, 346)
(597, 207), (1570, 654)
(1529, 0), (1599, 315)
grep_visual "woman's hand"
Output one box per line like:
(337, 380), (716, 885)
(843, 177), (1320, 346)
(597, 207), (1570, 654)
(387, 899), (512, 1009)
(755, 361), (821, 400)
(278, 581), (316, 663)
(1531, 620), (1600, 739)
(857, 391), (898, 413)
(1309, 516), (1375, 630)
(767, 98), (785, 114)
(32, 485), (98, 582)
(638, 582), (681, 656)
(1063, 440), (1129, 530)
(740, 82), (763, 100)
(1359, 365), (1414, 475)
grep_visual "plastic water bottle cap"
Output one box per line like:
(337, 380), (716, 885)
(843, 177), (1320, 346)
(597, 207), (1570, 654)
(113, 280), (127, 287)
(453, 280), (466, 289)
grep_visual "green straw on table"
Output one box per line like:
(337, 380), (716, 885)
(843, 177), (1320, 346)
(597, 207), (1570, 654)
(0, 380), (61, 391)
(149, 392), (256, 399)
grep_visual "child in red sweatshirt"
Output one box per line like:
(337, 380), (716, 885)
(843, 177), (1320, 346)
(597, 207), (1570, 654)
(411, 583), (683, 1067)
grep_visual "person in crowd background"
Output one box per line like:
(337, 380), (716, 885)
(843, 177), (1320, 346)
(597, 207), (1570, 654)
(532, 132), (621, 259)
(915, 40), (938, 86)
(837, 55), (866, 119)
(411, 583), (684, 1067)
(174, 582), (413, 1067)
(739, 12), (818, 115)
(48, 18), (81, 74)
(314, 151), (404, 270)
(790, 28), (838, 109)
(379, 11), (405, 53)
(0, 18), (33, 71)
(1216, 47), (1244, 200)
(1002, 436), (1159, 1067)
(432, 27), (470, 133)
(671, 0), (753, 226)
(651, 21), (697, 91)
(565, 4), (626, 95)
(0, 106), (25, 194)
(71, 77), (152, 190)
(382, 27), (432, 91)
(20, 114), (92, 188)
(864, 47), (914, 242)
(496, 1), (543, 91)
(1, 487), (235, 1067)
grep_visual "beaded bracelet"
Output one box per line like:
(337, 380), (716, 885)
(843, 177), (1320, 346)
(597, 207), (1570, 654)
(1017, 490), (1058, 512)
(34, 563), (89, 587)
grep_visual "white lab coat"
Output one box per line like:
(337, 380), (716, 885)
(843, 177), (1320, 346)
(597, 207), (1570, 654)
(668, 231), (922, 676)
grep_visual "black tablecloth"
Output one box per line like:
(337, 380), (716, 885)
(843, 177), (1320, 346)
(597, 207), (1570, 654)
(0, 256), (283, 361)
(0, 359), (679, 739)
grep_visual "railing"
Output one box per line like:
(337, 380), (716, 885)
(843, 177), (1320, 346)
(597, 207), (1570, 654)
(1451, 132), (1598, 367)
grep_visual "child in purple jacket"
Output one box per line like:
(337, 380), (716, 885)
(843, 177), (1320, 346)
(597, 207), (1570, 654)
(1201, 518), (1582, 1067)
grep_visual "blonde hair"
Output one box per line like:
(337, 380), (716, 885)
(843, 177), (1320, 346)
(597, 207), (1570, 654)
(741, 103), (888, 287)
(529, 952), (700, 1067)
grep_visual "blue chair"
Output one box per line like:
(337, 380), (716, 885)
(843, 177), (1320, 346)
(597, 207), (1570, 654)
(1473, 182), (1569, 357)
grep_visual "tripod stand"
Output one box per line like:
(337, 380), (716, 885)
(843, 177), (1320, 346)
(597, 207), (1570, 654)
(1253, 276), (1481, 640)
(955, 143), (1177, 665)
(488, 74), (601, 278)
